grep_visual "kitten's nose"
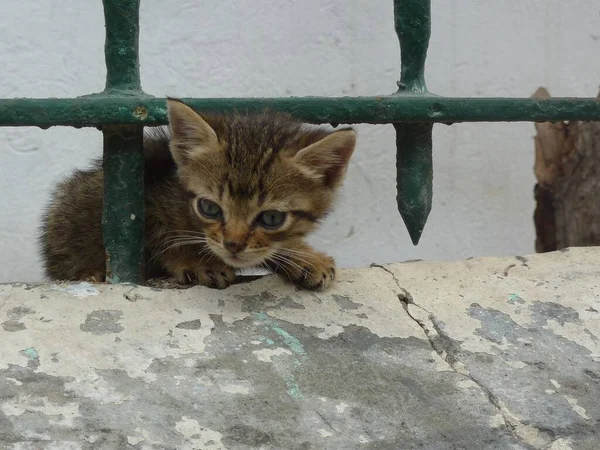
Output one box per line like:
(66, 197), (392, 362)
(224, 240), (247, 254)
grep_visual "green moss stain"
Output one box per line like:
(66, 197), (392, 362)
(254, 312), (306, 358)
(20, 347), (39, 360)
(508, 293), (525, 304)
(284, 373), (304, 400)
(254, 312), (306, 400)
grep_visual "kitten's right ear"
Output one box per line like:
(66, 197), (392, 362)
(293, 128), (356, 188)
(167, 99), (219, 166)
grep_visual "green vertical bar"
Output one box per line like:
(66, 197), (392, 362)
(393, 0), (433, 245)
(395, 0), (430, 93)
(102, 0), (142, 93)
(394, 123), (433, 243)
(101, 0), (145, 283)
(102, 127), (145, 283)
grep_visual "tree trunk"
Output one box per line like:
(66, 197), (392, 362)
(532, 87), (600, 252)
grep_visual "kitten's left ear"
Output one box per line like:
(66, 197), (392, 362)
(294, 129), (356, 187)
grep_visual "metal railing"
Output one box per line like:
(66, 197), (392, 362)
(2, 0), (599, 283)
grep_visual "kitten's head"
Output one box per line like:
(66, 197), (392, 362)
(167, 99), (356, 268)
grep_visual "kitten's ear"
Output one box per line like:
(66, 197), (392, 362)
(293, 129), (356, 187)
(167, 99), (218, 166)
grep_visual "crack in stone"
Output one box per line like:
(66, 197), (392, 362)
(371, 264), (541, 450)
(370, 263), (402, 291)
(315, 410), (338, 433)
(0, 285), (14, 310)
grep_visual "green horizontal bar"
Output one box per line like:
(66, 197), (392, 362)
(0, 96), (599, 128)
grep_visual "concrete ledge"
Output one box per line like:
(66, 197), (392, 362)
(1, 248), (599, 449)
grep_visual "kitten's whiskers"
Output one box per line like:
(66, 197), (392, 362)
(274, 249), (322, 279)
(150, 234), (208, 265)
(270, 252), (307, 275)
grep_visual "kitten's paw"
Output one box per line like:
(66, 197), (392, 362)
(292, 255), (336, 291)
(84, 272), (105, 284)
(195, 263), (236, 290)
(171, 261), (236, 289)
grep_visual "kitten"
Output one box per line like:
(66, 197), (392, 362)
(40, 99), (356, 290)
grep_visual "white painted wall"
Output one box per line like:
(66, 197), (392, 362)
(1, 0), (599, 282)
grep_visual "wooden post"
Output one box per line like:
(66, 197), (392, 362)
(532, 87), (600, 252)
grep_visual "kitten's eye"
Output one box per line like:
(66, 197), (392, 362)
(197, 198), (222, 219)
(257, 210), (286, 229)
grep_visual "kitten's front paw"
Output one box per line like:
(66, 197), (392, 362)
(196, 262), (236, 289)
(172, 261), (236, 290)
(291, 255), (336, 291)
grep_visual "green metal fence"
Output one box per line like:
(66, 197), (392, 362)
(2, 0), (600, 284)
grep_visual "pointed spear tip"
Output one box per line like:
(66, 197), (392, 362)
(399, 206), (430, 246)
(408, 228), (423, 246)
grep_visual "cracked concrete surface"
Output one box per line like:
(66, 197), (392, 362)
(383, 247), (600, 450)
(1, 248), (599, 449)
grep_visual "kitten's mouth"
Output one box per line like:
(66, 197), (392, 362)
(207, 244), (269, 269)
(222, 254), (265, 268)
(227, 254), (248, 265)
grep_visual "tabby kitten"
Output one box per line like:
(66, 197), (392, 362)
(40, 99), (356, 290)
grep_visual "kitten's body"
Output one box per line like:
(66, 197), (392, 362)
(40, 100), (355, 290)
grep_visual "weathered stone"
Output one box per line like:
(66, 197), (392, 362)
(386, 247), (600, 450)
(0, 248), (598, 449)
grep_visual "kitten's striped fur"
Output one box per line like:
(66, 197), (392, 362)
(40, 99), (356, 290)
